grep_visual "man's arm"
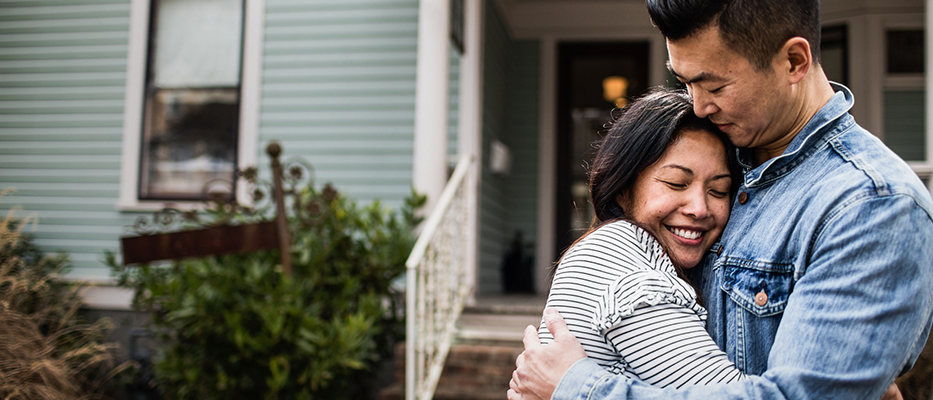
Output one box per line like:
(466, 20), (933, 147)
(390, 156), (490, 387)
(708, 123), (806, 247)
(511, 196), (933, 400)
(511, 310), (906, 400)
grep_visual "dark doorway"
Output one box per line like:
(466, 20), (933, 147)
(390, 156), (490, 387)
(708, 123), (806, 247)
(555, 41), (650, 260)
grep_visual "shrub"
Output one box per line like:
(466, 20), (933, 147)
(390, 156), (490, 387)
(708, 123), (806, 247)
(0, 189), (130, 400)
(110, 182), (424, 400)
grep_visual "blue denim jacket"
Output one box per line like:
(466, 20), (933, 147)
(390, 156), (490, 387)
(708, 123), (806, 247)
(552, 84), (933, 399)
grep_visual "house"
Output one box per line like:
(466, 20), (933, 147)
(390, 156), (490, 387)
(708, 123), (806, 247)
(1, 0), (931, 396)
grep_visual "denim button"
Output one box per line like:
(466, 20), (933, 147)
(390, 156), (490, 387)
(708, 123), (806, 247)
(717, 246), (723, 256)
(738, 192), (749, 204)
(755, 290), (768, 306)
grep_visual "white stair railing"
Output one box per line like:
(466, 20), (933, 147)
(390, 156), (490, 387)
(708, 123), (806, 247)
(405, 155), (474, 400)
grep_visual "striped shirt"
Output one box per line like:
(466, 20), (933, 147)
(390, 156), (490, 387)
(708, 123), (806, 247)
(539, 220), (746, 388)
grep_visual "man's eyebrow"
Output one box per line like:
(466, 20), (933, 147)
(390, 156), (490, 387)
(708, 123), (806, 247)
(665, 61), (722, 84)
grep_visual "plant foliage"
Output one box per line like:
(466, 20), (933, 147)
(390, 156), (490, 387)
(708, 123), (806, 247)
(0, 189), (131, 400)
(110, 182), (425, 400)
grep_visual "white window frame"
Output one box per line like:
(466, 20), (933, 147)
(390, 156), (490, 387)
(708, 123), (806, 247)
(117, 0), (264, 211)
(880, 16), (931, 185)
(841, 11), (931, 190)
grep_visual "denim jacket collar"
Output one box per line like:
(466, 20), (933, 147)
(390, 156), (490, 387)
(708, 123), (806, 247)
(739, 82), (855, 188)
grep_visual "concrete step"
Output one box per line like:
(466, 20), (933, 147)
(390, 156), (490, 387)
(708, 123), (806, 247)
(456, 312), (542, 344)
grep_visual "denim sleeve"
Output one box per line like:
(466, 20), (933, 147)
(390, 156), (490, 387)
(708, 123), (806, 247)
(552, 194), (933, 400)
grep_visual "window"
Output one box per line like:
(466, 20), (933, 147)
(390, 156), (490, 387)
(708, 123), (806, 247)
(140, 0), (244, 200)
(119, 0), (261, 209)
(883, 28), (925, 162)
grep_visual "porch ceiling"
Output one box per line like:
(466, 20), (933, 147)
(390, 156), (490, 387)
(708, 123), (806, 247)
(492, 0), (926, 40)
(492, 0), (657, 39)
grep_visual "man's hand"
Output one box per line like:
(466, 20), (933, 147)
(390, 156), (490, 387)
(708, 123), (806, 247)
(508, 308), (587, 400)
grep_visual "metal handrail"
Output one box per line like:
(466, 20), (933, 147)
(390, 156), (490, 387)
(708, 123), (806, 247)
(405, 154), (473, 400)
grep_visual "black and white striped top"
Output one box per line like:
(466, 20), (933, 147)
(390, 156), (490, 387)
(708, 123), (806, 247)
(539, 220), (746, 388)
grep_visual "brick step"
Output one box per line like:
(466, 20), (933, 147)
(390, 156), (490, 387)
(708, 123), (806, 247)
(379, 341), (523, 400)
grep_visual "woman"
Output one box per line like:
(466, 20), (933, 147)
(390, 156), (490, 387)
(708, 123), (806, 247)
(538, 87), (746, 388)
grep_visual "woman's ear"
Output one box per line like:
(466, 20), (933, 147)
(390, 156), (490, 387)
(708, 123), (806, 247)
(615, 193), (630, 213)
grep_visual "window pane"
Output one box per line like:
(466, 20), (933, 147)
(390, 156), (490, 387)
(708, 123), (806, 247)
(883, 90), (926, 161)
(139, 0), (244, 201)
(886, 30), (924, 74)
(139, 88), (239, 200)
(153, 0), (243, 87)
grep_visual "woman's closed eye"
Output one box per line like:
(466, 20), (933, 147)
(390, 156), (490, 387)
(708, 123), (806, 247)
(709, 189), (729, 198)
(660, 180), (687, 189)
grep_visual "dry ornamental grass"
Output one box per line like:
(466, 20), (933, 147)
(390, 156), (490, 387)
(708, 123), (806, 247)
(0, 189), (131, 400)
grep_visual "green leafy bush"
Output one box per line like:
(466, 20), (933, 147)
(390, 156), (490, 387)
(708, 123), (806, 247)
(0, 189), (130, 400)
(110, 182), (424, 399)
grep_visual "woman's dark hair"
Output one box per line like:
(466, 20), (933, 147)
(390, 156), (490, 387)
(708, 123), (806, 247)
(588, 87), (741, 227)
(548, 87), (742, 299)
(646, 0), (821, 71)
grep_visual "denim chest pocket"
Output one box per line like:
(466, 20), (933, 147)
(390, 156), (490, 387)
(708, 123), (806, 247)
(721, 259), (795, 317)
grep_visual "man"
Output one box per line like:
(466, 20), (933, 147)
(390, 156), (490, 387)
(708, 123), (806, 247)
(509, 0), (933, 399)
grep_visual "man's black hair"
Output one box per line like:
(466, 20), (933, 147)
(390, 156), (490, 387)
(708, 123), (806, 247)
(647, 0), (821, 71)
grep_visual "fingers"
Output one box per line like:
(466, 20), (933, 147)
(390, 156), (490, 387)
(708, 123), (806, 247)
(522, 324), (539, 350)
(509, 369), (522, 399)
(543, 307), (575, 343)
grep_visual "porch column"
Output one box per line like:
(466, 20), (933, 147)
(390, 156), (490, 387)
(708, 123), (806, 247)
(535, 37), (558, 295)
(927, 0), (933, 193)
(412, 0), (452, 214)
(459, 0), (484, 302)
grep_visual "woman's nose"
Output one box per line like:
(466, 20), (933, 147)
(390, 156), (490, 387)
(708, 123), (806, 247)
(682, 191), (710, 219)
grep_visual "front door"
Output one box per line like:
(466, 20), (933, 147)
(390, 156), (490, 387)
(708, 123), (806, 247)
(554, 41), (650, 259)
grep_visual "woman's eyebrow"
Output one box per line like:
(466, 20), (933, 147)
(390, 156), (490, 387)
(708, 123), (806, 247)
(661, 165), (732, 181)
(660, 164), (693, 175)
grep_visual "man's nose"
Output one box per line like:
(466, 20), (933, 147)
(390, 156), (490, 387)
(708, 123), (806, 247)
(692, 92), (718, 119)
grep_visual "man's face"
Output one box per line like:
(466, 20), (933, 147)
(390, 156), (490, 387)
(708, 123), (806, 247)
(667, 26), (796, 153)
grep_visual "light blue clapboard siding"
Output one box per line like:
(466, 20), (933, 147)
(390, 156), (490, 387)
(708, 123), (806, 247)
(449, 46), (460, 159)
(259, 0), (420, 208)
(502, 40), (538, 259)
(0, 0), (136, 281)
(477, 0), (539, 294)
(478, 0), (510, 293)
(0, 0), (461, 282)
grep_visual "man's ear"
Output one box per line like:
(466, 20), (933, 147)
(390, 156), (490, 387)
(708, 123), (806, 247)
(780, 37), (811, 84)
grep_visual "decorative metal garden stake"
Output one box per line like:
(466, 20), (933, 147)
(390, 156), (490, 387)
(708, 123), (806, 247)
(267, 141), (292, 276)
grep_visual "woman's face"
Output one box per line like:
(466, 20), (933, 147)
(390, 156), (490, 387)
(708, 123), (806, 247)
(621, 128), (733, 269)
